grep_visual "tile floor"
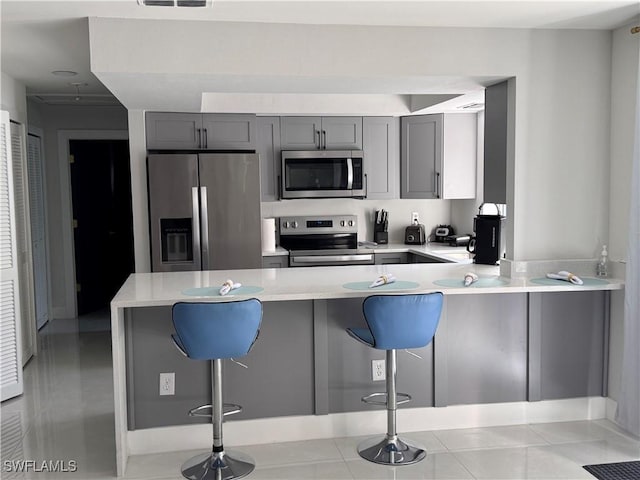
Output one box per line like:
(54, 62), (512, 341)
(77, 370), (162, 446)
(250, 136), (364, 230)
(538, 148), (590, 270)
(1, 315), (639, 480)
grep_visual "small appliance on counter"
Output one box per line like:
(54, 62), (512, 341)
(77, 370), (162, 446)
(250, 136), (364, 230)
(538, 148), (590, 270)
(405, 220), (426, 245)
(434, 224), (455, 242)
(374, 209), (389, 244)
(467, 203), (506, 265)
(446, 234), (471, 247)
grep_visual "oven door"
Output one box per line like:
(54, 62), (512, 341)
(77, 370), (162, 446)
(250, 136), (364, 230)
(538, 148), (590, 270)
(289, 250), (374, 267)
(281, 150), (364, 199)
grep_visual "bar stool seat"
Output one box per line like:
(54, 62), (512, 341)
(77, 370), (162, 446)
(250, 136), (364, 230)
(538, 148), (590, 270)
(172, 299), (262, 480)
(346, 293), (443, 466)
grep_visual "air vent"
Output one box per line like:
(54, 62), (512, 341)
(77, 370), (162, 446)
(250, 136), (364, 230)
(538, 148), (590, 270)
(137, 0), (211, 6)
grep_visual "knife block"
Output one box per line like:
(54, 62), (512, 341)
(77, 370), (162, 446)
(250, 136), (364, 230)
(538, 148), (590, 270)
(374, 231), (388, 244)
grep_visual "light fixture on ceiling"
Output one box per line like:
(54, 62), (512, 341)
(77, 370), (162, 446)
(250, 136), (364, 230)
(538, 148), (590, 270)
(137, 0), (212, 6)
(457, 102), (485, 110)
(51, 70), (78, 77)
(70, 82), (88, 102)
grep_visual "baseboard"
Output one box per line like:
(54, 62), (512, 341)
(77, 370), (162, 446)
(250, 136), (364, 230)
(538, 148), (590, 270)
(127, 396), (607, 456)
(606, 397), (618, 422)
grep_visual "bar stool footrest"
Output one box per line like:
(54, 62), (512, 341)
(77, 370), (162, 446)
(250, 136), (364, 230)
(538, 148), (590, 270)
(188, 403), (243, 418)
(361, 392), (412, 406)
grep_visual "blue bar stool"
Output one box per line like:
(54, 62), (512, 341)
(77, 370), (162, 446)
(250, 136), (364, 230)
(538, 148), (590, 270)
(346, 293), (443, 466)
(172, 299), (262, 480)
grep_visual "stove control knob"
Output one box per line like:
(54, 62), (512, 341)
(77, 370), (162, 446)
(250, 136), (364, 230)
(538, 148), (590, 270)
(348, 220), (354, 227)
(282, 221), (289, 229)
(340, 220), (346, 227)
(291, 221), (299, 228)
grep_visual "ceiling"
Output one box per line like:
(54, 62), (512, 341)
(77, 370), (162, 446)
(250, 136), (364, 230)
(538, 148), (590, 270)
(2, 0), (639, 109)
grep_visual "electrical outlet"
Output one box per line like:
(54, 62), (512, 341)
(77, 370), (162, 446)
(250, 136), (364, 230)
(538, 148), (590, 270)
(372, 359), (386, 381)
(411, 212), (419, 224)
(159, 372), (175, 396)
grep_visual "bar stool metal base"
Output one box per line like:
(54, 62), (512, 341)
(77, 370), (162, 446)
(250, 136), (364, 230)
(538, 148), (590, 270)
(357, 435), (426, 466)
(181, 449), (255, 480)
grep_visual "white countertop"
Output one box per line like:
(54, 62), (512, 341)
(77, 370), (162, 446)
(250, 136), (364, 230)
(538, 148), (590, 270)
(111, 263), (623, 308)
(262, 243), (472, 262)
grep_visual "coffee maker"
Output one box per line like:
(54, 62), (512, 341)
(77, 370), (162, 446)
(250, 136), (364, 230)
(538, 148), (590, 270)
(467, 204), (506, 265)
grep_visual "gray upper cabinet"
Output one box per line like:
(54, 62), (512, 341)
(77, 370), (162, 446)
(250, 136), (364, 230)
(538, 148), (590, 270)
(145, 113), (202, 150)
(146, 112), (256, 150)
(362, 117), (398, 199)
(401, 114), (441, 199)
(201, 114), (256, 150)
(401, 113), (477, 200)
(256, 117), (281, 202)
(484, 81), (508, 204)
(281, 116), (362, 150)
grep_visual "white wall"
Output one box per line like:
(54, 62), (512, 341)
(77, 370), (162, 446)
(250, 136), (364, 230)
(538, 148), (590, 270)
(263, 199), (451, 245)
(606, 19), (639, 404)
(26, 103), (128, 317)
(1, 72), (27, 124)
(91, 19), (613, 265)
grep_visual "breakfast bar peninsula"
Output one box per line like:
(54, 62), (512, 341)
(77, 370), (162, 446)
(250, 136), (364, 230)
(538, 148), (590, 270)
(110, 262), (623, 476)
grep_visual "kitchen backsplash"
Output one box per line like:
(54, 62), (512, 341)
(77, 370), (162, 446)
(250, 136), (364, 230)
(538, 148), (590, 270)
(262, 199), (453, 244)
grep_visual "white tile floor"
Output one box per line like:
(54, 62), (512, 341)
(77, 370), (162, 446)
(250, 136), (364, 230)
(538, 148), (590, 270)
(2, 316), (639, 480)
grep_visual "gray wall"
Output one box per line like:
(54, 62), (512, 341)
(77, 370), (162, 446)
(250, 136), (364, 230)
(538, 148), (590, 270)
(26, 101), (128, 318)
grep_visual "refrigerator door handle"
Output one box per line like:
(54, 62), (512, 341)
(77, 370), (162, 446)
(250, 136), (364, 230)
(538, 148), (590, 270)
(192, 187), (202, 269)
(200, 186), (210, 268)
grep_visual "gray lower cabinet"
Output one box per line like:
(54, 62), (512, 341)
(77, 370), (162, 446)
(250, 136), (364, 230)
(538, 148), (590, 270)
(146, 112), (256, 150)
(280, 116), (362, 150)
(363, 117), (398, 199)
(374, 252), (408, 264)
(401, 113), (477, 200)
(436, 294), (529, 406)
(528, 291), (607, 401)
(262, 255), (288, 268)
(124, 292), (608, 429)
(409, 253), (447, 263)
(126, 302), (314, 429)
(256, 117), (281, 201)
(325, 299), (435, 413)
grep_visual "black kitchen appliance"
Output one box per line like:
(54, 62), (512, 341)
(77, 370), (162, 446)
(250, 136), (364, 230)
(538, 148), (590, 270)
(434, 224), (455, 243)
(405, 221), (426, 245)
(467, 207), (506, 265)
(374, 209), (389, 244)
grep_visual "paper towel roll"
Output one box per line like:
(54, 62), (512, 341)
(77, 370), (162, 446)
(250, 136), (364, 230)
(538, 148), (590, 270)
(262, 218), (276, 252)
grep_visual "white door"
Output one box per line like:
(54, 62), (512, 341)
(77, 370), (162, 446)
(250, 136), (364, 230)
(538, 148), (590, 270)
(10, 122), (35, 364)
(27, 133), (49, 330)
(0, 110), (24, 401)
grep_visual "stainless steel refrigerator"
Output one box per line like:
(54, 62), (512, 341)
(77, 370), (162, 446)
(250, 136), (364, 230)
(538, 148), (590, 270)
(147, 153), (262, 272)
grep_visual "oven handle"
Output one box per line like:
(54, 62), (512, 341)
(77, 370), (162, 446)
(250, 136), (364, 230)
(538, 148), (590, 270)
(292, 254), (373, 263)
(346, 158), (353, 189)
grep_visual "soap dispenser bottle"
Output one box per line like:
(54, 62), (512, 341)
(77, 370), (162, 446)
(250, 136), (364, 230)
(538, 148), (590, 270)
(596, 245), (609, 277)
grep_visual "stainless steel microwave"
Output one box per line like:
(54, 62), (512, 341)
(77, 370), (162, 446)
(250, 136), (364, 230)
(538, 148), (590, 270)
(281, 150), (365, 199)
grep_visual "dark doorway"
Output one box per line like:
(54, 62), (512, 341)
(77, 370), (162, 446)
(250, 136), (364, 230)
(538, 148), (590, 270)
(69, 139), (134, 316)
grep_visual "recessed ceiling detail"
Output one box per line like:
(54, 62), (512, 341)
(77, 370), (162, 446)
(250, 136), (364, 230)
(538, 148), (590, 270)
(51, 70), (78, 77)
(137, 0), (211, 6)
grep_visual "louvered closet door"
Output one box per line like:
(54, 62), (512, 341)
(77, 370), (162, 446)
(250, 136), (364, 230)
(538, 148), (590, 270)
(10, 122), (34, 364)
(27, 134), (48, 330)
(0, 111), (24, 402)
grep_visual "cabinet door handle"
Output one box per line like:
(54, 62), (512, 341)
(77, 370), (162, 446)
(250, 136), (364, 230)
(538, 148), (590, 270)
(364, 173), (368, 199)
(322, 130), (327, 149)
(436, 171), (441, 198)
(203, 128), (208, 149)
(315, 130), (321, 149)
(197, 128), (202, 149)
